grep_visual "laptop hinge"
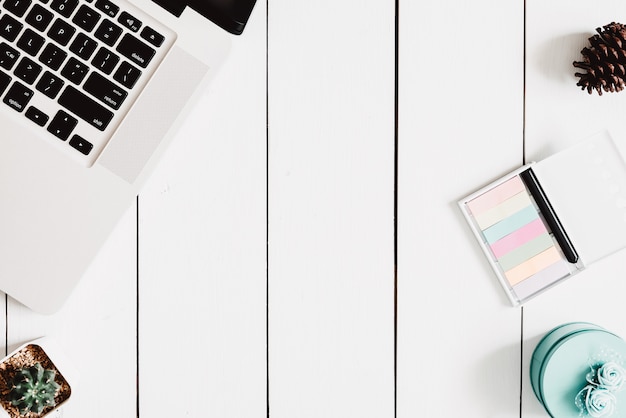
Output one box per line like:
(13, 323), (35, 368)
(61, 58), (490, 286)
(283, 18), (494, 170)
(151, 0), (186, 17)
(151, 0), (256, 35)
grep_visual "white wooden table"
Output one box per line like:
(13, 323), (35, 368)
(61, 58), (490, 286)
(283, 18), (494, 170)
(6, 0), (626, 416)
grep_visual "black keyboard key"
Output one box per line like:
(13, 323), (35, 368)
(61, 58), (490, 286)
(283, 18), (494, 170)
(0, 71), (11, 95)
(72, 4), (100, 32)
(140, 26), (163, 47)
(47, 109), (76, 140)
(14, 57), (41, 84)
(94, 18), (122, 46)
(69, 134), (93, 155)
(50, 0), (78, 18)
(94, 0), (118, 18)
(0, 14), (23, 42)
(39, 42), (67, 70)
(118, 11), (140, 32)
(48, 18), (75, 46)
(25, 4), (54, 31)
(0, 42), (20, 70)
(58, 85), (113, 130)
(117, 33), (154, 68)
(113, 60), (140, 88)
(91, 46), (118, 74)
(17, 29), (45, 56)
(69, 32), (97, 59)
(3, 81), (33, 112)
(25, 105), (48, 126)
(3, 0), (32, 17)
(83, 71), (126, 109)
(60, 56), (88, 84)
(36, 70), (63, 97)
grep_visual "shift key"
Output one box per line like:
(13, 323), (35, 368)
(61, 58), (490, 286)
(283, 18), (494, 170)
(58, 86), (113, 131)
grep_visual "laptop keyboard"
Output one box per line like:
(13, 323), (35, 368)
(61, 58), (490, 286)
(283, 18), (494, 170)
(0, 0), (174, 166)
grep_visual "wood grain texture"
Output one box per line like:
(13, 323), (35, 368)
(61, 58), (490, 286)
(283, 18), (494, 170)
(525, 0), (626, 159)
(7, 201), (138, 417)
(137, 1), (268, 416)
(523, 1), (626, 416)
(1, 0), (590, 416)
(267, 1), (395, 416)
(397, 0), (525, 416)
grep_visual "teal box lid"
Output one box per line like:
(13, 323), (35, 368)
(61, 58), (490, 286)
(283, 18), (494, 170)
(531, 323), (626, 417)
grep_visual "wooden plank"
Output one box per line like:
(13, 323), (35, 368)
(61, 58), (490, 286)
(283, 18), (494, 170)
(267, 1), (395, 416)
(524, 1), (626, 415)
(397, 1), (525, 416)
(137, 1), (267, 416)
(525, 0), (626, 159)
(7, 201), (138, 417)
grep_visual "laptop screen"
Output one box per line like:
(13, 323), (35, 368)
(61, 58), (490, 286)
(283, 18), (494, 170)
(151, 0), (256, 35)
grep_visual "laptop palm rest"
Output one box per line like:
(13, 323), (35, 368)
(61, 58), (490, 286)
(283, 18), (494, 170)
(0, 48), (208, 313)
(99, 45), (209, 185)
(0, 116), (133, 313)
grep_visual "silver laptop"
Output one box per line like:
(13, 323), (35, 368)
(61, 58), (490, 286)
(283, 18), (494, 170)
(0, 0), (239, 313)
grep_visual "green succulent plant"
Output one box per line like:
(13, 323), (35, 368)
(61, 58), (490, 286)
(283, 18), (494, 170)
(8, 362), (60, 415)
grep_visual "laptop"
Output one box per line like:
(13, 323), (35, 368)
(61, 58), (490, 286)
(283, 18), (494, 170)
(0, 0), (255, 313)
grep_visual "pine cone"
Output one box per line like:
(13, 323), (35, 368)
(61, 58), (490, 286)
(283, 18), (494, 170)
(573, 22), (626, 95)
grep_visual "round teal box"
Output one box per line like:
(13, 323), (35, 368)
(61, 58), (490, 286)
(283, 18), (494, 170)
(531, 322), (626, 417)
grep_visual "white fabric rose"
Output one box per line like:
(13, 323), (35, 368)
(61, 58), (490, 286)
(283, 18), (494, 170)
(597, 362), (626, 392)
(584, 386), (617, 418)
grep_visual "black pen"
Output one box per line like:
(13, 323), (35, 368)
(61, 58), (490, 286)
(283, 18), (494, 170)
(520, 168), (579, 264)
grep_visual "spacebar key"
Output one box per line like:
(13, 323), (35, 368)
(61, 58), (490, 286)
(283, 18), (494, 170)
(58, 86), (114, 131)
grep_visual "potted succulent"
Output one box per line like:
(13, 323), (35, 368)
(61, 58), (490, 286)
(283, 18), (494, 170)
(0, 340), (71, 418)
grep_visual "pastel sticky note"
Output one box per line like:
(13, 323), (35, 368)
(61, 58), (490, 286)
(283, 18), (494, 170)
(512, 260), (571, 301)
(498, 233), (555, 271)
(474, 191), (533, 230)
(466, 176), (526, 216)
(490, 217), (547, 258)
(504, 246), (564, 286)
(482, 205), (539, 244)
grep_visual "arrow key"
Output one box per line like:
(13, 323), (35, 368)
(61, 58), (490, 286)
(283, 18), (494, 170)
(25, 106), (49, 126)
(47, 110), (77, 141)
(69, 134), (93, 155)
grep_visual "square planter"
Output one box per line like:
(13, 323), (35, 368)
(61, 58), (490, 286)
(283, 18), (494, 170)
(0, 339), (72, 418)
